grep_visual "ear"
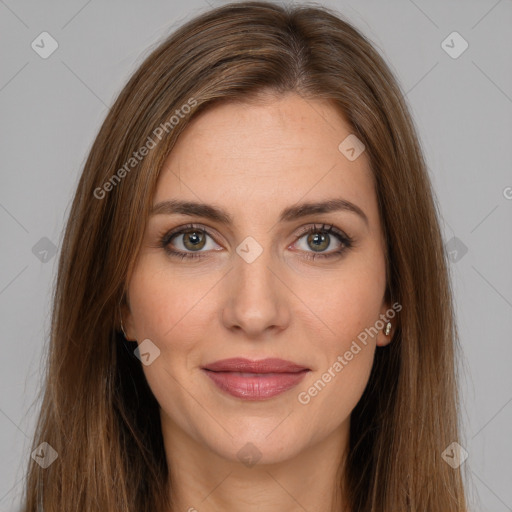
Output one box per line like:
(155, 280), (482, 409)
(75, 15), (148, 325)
(376, 301), (395, 347)
(120, 296), (137, 341)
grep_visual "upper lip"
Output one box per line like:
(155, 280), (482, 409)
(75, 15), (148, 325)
(202, 358), (310, 373)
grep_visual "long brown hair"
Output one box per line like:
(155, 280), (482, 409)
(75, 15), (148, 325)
(21, 2), (467, 510)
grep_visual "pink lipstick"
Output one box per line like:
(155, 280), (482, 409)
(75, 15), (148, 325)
(202, 357), (310, 400)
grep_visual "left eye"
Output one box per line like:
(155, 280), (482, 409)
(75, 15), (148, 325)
(295, 226), (344, 253)
(161, 223), (352, 260)
(291, 223), (353, 260)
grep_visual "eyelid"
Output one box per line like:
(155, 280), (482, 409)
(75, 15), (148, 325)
(292, 222), (348, 240)
(160, 222), (353, 259)
(290, 223), (352, 254)
(162, 223), (224, 247)
(163, 222), (348, 241)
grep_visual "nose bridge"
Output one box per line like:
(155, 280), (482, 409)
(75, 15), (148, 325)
(234, 235), (278, 302)
(222, 234), (289, 335)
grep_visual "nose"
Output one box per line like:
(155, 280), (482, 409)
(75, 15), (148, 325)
(221, 245), (291, 339)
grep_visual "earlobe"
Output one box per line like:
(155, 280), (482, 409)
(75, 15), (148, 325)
(119, 313), (129, 340)
(376, 301), (396, 347)
(377, 320), (393, 347)
(119, 299), (136, 341)
(381, 320), (394, 346)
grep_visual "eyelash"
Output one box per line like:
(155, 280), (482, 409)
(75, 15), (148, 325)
(159, 223), (353, 262)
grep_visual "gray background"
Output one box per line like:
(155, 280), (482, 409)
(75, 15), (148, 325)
(1, 0), (511, 510)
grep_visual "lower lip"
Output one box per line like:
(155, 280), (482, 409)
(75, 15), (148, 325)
(202, 369), (309, 400)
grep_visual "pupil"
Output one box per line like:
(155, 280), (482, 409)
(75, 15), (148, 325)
(309, 232), (328, 251)
(184, 230), (205, 250)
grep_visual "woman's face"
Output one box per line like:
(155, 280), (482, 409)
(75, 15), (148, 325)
(124, 92), (392, 465)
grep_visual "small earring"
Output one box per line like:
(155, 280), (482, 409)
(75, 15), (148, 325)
(384, 321), (392, 336)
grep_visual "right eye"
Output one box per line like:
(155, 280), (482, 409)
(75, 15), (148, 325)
(161, 224), (222, 260)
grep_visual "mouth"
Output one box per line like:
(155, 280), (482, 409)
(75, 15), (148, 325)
(202, 358), (311, 400)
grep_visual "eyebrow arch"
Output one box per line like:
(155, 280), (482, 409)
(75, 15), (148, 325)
(150, 198), (369, 227)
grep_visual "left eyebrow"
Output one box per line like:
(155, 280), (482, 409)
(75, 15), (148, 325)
(150, 198), (369, 227)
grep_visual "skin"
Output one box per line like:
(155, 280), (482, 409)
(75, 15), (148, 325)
(123, 92), (393, 512)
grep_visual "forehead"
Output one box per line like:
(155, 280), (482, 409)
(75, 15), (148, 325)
(154, 93), (378, 230)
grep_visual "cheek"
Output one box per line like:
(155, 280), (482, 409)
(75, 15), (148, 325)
(294, 281), (379, 435)
(127, 256), (218, 345)
(300, 343), (375, 430)
(293, 260), (386, 348)
(291, 253), (385, 412)
(125, 260), (217, 429)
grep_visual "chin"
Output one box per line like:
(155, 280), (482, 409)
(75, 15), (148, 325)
(209, 434), (306, 467)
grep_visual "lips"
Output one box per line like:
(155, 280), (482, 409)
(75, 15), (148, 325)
(203, 357), (309, 373)
(202, 358), (310, 400)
